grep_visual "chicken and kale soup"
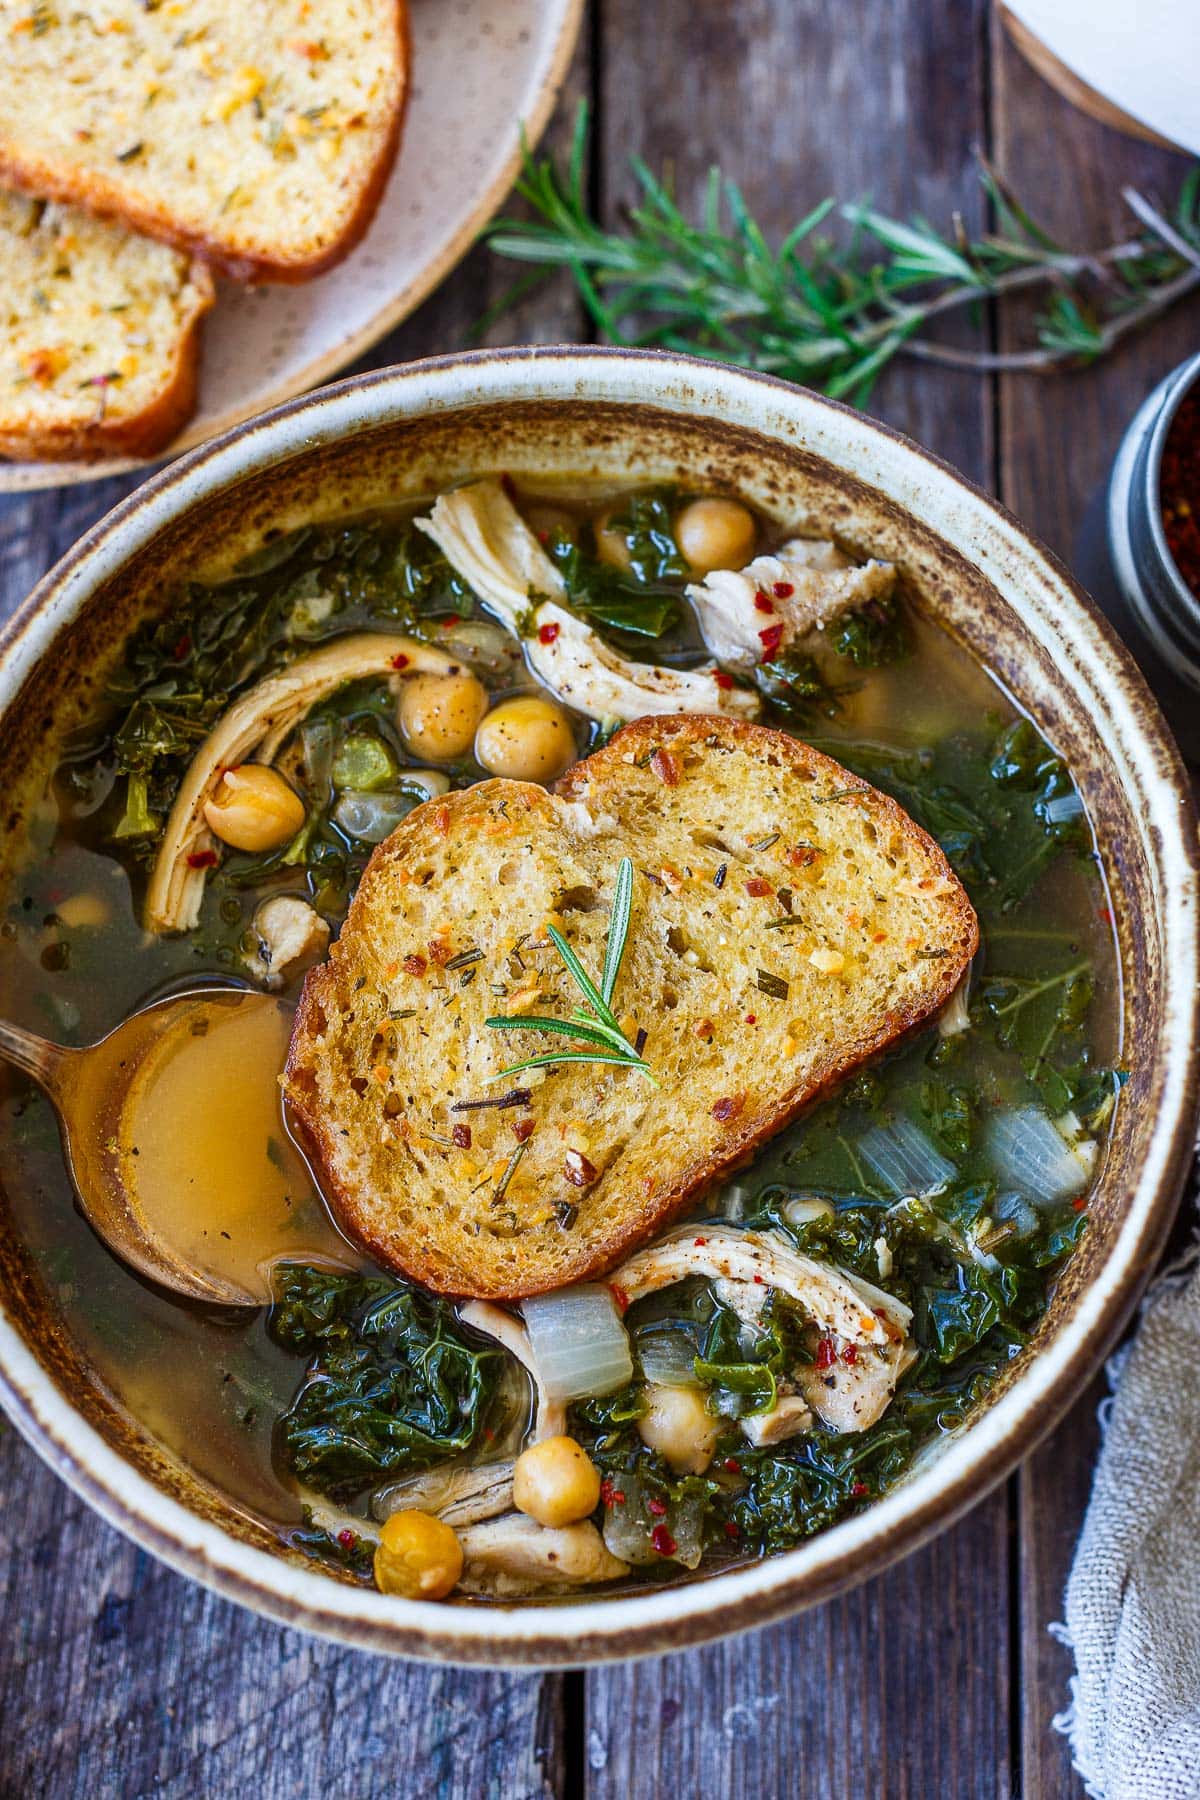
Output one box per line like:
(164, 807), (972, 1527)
(1, 480), (1120, 1602)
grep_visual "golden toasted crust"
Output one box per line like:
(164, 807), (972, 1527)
(0, 191), (215, 462)
(285, 716), (979, 1298)
(0, 3), (409, 283)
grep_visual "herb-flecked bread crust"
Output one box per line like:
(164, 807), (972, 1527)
(285, 716), (979, 1298)
(0, 191), (215, 461)
(0, 3), (409, 283)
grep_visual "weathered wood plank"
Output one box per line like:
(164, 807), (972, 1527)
(991, 24), (1200, 1799)
(0, 28), (592, 1800)
(588, 6), (1008, 1795)
(0, 1422), (562, 1800)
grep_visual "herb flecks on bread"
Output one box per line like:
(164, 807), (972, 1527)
(0, 188), (213, 460)
(0, 1), (407, 281)
(286, 717), (978, 1299)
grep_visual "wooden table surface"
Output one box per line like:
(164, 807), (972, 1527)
(1, 5), (1197, 1796)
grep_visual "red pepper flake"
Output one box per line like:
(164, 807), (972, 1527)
(786, 844), (819, 869)
(1097, 905), (1113, 925)
(649, 747), (680, 787)
(851, 1480), (869, 1499)
(402, 953), (427, 976)
(752, 1274), (765, 1285)
(609, 1282), (630, 1312)
(538, 621), (561, 645)
(758, 623), (785, 656)
(815, 1337), (836, 1370)
(772, 581), (794, 599)
(600, 1479), (625, 1508)
(724, 1457), (741, 1474)
(1072, 1196), (1089, 1212)
(724, 1520), (740, 1539)
(451, 1123), (472, 1149)
(390, 652), (410, 670)
(713, 670), (734, 690)
(744, 876), (772, 897)
(693, 1236), (708, 1246)
(427, 938), (452, 966)
(187, 849), (218, 870)
(432, 804), (451, 835)
(650, 1524), (677, 1557)
(842, 1343), (858, 1365)
(513, 1116), (535, 1143)
(647, 1497), (668, 1518)
(337, 1528), (356, 1548)
(711, 1094), (744, 1123)
(744, 1014), (757, 1026)
(753, 591), (775, 614)
(172, 633), (191, 660)
(441, 613), (462, 628)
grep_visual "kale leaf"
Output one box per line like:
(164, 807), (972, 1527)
(268, 1263), (498, 1499)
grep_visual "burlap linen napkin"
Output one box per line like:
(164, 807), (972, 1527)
(1053, 1139), (1200, 1800)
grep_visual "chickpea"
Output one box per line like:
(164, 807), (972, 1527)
(638, 1383), (718, 1475)
(513, 1434), (602, 1528)
(373, 1509), (463, 1601)
(475, 695), (576, 784)
(202, 765), (305, 853)
(675, 497), (757, 575)
(397, 671), (489, 764)
(592, 507), (634, 572)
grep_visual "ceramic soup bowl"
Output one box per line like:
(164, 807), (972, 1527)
(0, 348), (1196, 1665)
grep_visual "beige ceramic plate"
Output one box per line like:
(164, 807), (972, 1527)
(0, 0), (583, 496)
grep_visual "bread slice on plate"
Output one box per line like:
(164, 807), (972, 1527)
(285, 716), (979, 1298)
(0, 2), (408, 282)
(0, 189), (214, 461)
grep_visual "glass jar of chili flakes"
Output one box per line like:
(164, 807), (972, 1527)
(1105, 350), (1200, 761)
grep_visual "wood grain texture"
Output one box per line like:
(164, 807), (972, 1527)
(0, 1422), (562, 1800)
(588, 6), (1012, 1794)
(992, 25), (1200, 1798)
(586, 1500), (1012, 1800)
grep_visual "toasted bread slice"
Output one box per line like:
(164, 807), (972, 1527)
(0, 189), (214, 461)
(0, 2), (408, 282)
(285, 717), (979, 1298)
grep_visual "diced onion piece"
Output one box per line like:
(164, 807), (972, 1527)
(332, 790), (419, 844)
(860, 1119), (956, 1197)
(992, 1190), (1040, 1239)
(985, 1106), (1090, 1204)
(522, 1285), (633, 1404)
(637, 1330), (701, 1389)
(1044, 791), (1086, 825)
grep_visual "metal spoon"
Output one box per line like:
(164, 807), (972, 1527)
(0, 986), (268, 1309)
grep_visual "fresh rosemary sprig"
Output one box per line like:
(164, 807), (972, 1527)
(485, 855), (655, 1083)
(485, 103), (1200, 407)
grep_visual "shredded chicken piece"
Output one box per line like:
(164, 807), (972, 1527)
(145, 633), (454, 933)
(416, 480), (760, 723)
(614, 1225), (915, 1437)
(457, 1515), (629, 1596)
(243, 895), (329, 988)
(459, 1299), (566, 1441)
(686, 537), (897, 669)
(938, 975), (972, 1037)
(373, 1460), (516, 1529)
(740, 1396), (814, 1447)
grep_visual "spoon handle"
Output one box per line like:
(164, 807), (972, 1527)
(0, 1018), (70, 1092)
